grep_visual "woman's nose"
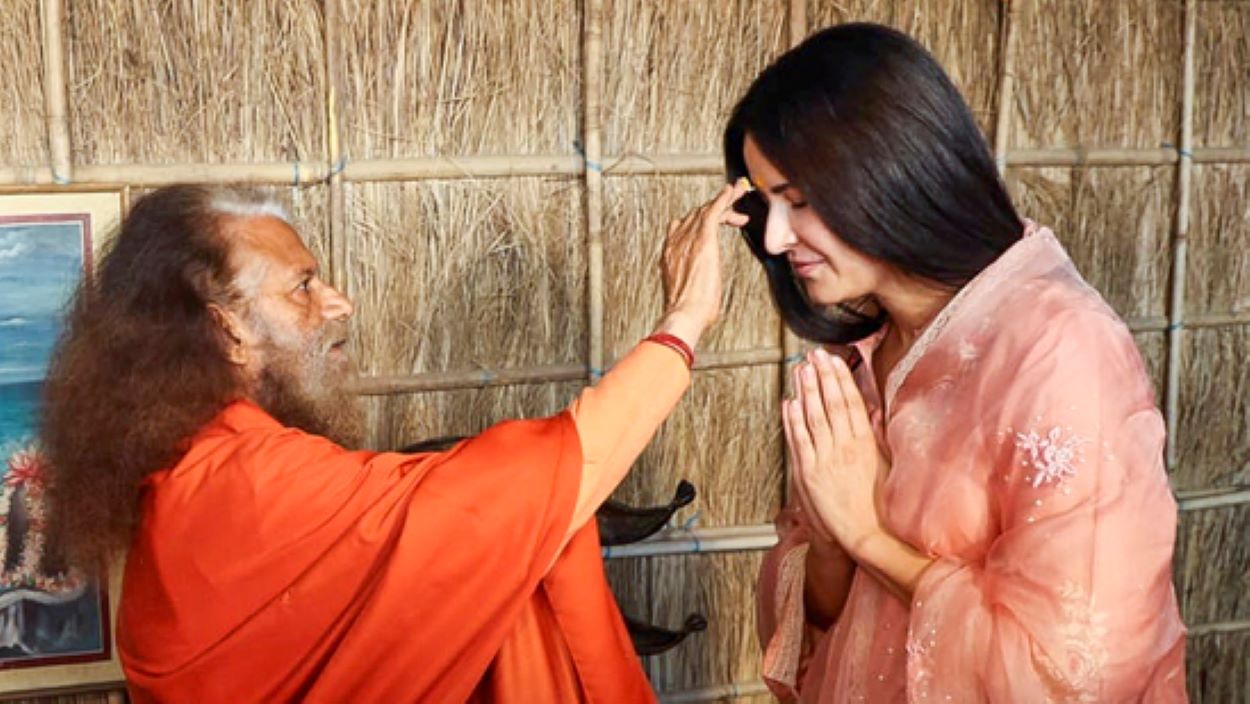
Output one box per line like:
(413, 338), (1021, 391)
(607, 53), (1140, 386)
(763, 207), (797, 255)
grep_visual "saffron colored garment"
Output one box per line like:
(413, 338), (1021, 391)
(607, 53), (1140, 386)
(758, 224), (1187, 702)
(120, 343), (688, 703)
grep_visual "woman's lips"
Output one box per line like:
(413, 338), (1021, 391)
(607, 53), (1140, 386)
(789, 258), (824, 277)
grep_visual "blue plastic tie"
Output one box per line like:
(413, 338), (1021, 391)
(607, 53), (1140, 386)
(681, 511), (702, 553)
(572, 140), (604, 173)
(1161, 142), (1193, 160)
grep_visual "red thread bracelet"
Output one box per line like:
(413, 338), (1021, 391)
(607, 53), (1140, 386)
(644, 333), (695, 369)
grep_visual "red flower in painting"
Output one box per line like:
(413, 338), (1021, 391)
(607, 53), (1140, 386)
(5, 447), (48, 489)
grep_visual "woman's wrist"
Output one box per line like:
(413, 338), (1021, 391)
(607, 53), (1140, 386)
(849, 528), (934, 598)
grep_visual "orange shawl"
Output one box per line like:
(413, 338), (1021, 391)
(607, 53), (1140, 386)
(119, 400), (652, 702)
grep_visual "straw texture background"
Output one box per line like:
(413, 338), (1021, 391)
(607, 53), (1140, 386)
(2, 0), (1246, 701)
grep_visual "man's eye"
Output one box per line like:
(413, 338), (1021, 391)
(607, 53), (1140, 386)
(790, 200), (809, 210)
(297, 280), (312, 293)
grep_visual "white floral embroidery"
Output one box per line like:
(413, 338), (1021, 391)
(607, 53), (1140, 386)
(905, 629), (935, 700)
(1036, 581), (1110, 703)
(1015, 426), (1089, 488)
(957, 338), (980, 364)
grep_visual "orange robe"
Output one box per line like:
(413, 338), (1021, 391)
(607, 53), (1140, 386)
(119, 344), (687, 702)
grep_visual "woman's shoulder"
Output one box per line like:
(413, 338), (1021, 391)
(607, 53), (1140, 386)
(979, 277), (1158, 416)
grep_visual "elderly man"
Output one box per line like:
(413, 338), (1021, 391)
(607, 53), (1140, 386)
(41, 183), (748, 702)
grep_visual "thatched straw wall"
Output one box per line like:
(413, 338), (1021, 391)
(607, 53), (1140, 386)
(0, 0), (48, 168)
(2, 0), (1247, 701)
(67, 0), (327, 163)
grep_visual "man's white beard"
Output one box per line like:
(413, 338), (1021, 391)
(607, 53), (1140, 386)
(250, 316), (365, 449)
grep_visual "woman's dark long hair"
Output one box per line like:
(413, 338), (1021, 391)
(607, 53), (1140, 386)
(725, 23), (1023, 344)
(41, 185), (256, 569)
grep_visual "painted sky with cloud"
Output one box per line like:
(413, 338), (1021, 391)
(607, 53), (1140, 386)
(0, 222), (83, 385)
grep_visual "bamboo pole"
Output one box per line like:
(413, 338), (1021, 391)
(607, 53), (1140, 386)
(1181, 312), (1250, 329)
(1006, 147), (1185, 167)
(583, 0), (605, 382)
(0, 161), (330, 186)
(780, 0), (809, 506)
(993, 0), (1020, 174)
(39, 0), (72, 183)
(347, 154), (583, 180)
(1124, 312), (1250, 332)
(788, 0), (806, 45)
(1176, 487), (1250, 512)
(659, 681), (771, 703)
(354, 363), (586, 395)
(1187, 620), (1250, 637)
(324, 0), (347, 289)
(4, 147), (1250, 188)
(1195, 146), (1250, 163)
(1164, 0), (1197, 472)
(602, 525), (779, 560)
(350, 348), (785, 395)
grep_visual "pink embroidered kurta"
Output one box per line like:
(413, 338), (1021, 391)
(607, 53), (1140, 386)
(758, 224), (1187, 702)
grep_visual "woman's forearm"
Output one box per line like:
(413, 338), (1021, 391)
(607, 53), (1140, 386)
(850, 529), (934, 602)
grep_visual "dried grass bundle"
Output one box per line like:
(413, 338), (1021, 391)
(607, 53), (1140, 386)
(602, 0), (788, 154)
(367, 381), (583, 452)
(1173, 503), (1250, 626)
(614, 365), (783, 527)
(66, 0), (325, 163)
(1185, 165), (1250, 316)
(339, 0), (582, 158)
(603, 176), (778, 358)
(346, 179), (586, 376)
(1184, 629), (1250, 703)
(809, 0), (1002, 136)
(1011, 0), (1184, 148)
(1177, 325), (1250, 489)
(1194, 1), (1250, 147)
(1008, 166), (1174, 320)
(607, 552), (766, 694)
(0, 0), (47, 167)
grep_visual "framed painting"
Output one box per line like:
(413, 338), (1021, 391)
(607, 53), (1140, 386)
(0, 190), (124, 693)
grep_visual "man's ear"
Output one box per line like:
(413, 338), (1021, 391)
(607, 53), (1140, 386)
(207, 303), (249, 367)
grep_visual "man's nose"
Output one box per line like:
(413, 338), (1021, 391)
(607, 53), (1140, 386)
(320, 283), (354, 321)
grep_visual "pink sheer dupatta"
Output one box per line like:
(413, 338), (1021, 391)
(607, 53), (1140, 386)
(758, 224), (1187, 702)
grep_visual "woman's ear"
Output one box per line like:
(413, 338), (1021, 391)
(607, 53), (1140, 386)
(207, 303), (249, 367)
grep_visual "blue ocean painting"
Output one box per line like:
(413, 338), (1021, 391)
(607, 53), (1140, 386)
(0, 221), (82, 447)
(0, 217), (108, 667)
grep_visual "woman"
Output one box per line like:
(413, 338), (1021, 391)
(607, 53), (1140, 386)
(726, 24), (1187, 702)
